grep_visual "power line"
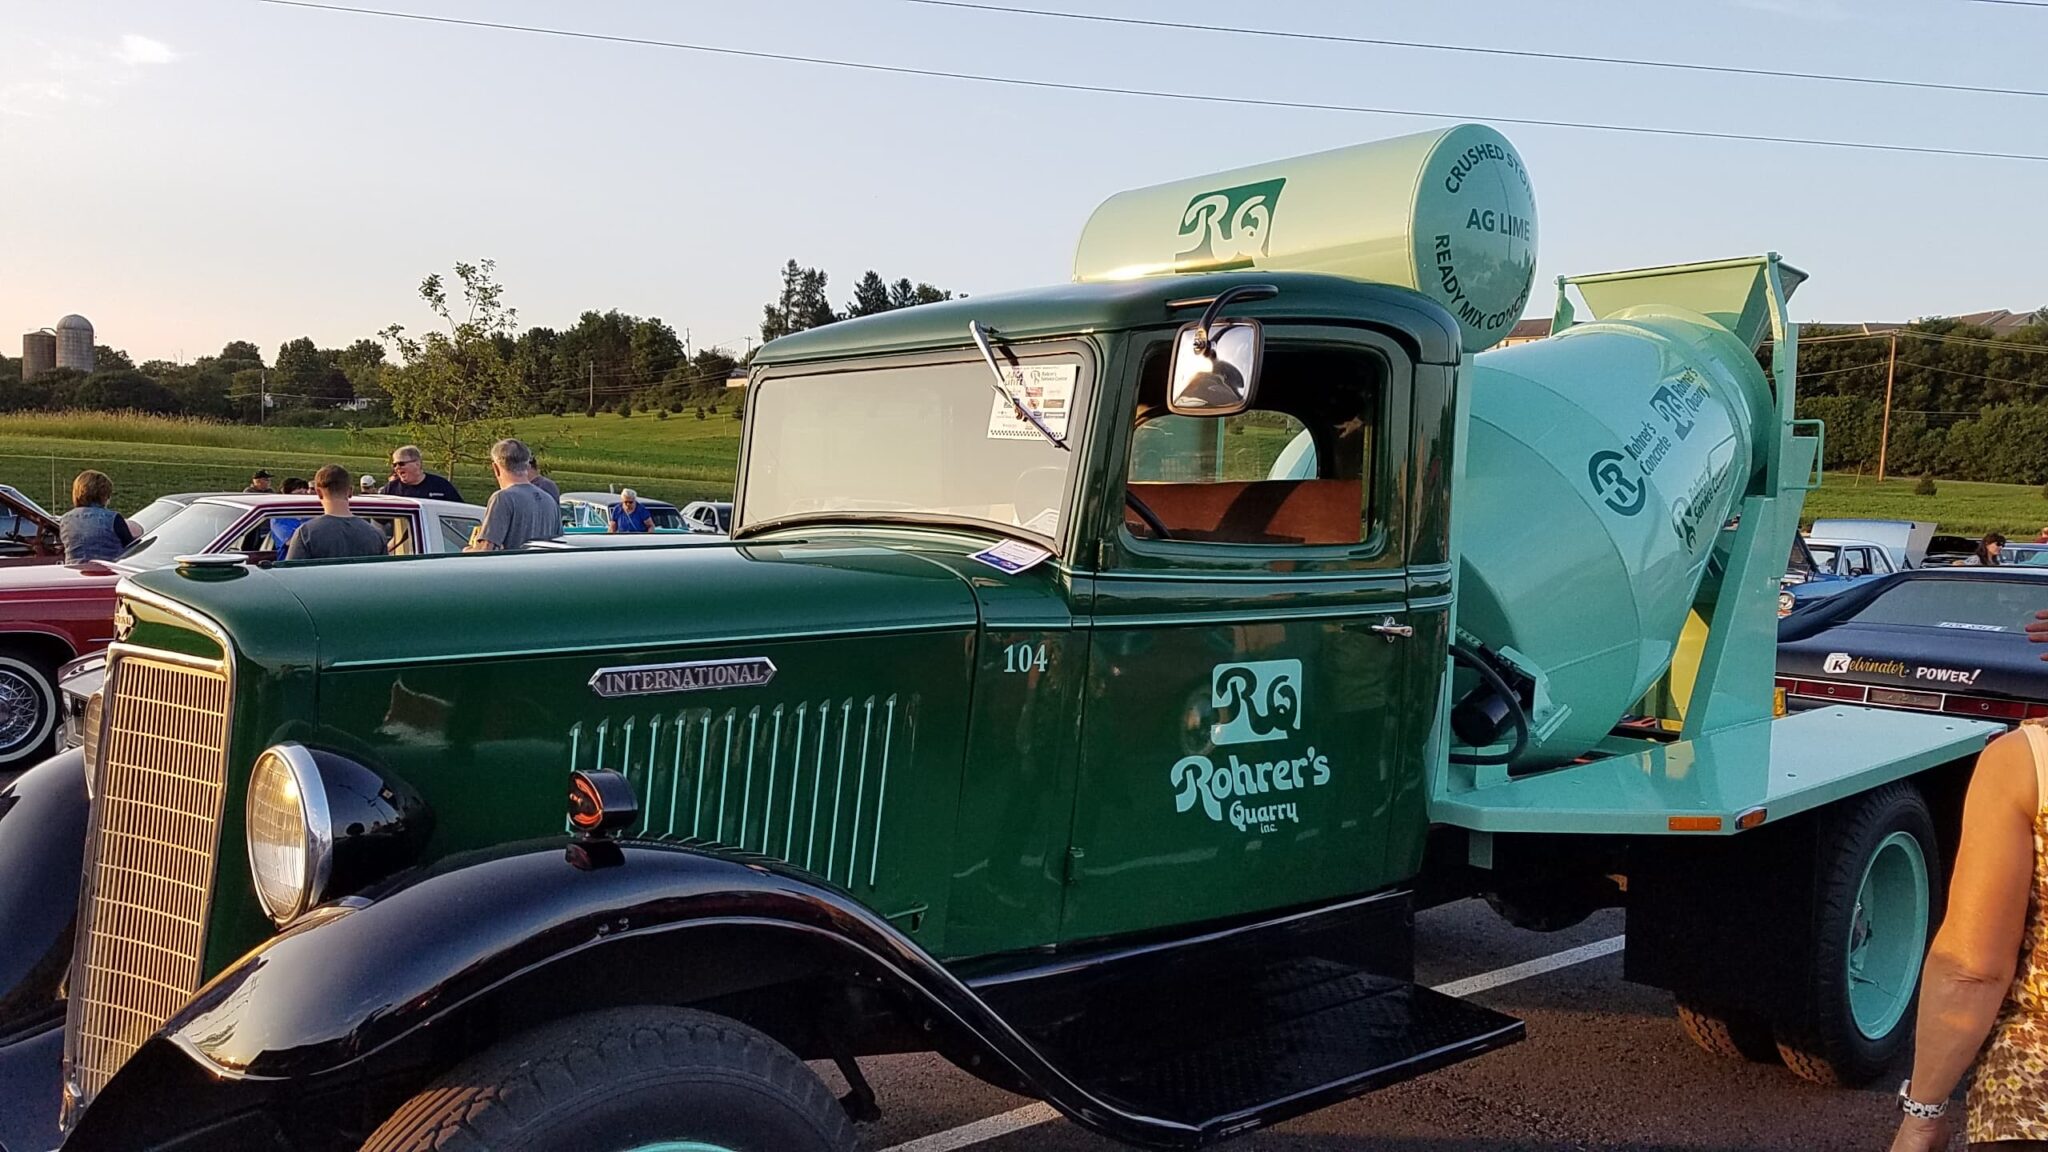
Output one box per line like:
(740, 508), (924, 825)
(255, 0), (2048, 164)
(906, 0), (2048, 102)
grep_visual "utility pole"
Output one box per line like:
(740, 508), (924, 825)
(587, 361), (595, 412)
(260, 370), (269, 426)
(1876, 331), (1898, 482)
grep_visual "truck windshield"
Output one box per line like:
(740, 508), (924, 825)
(741, 356), (1085, 541)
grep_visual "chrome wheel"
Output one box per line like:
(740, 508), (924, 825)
(0, 656), (55, 764)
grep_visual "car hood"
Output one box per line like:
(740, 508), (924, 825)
(1779, 623), (2044, 699)
(0, 560), (120, 596)
(128, 534), (987, 670)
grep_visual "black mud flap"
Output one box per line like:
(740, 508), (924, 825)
(971, 891), (1521, 1146)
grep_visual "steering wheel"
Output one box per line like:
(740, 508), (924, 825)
(1124, 490), (1173, 540)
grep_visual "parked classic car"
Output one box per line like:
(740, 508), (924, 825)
(682, 499), (734, 534)
(0, 492), (483, 771)
(1778, 567), (2048, 723)
(559, 490), (688, 533)
(0, 485), (62, 563)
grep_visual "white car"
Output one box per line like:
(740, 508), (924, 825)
(1803, 537), (1900, 581)
(116, 492), (489, 564)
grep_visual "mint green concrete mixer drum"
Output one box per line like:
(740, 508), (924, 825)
(1456, 307), (1775, 767)
(1073, 124), (1537, 353)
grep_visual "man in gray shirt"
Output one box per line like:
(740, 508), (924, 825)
(468, 438), (559, 552)
(285, 465), (390, 561)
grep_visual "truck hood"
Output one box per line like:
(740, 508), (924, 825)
(131, 537), (983, 669)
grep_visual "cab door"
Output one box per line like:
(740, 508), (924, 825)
(1060, 328), (1417, 942)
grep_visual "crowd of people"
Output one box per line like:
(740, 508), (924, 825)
(51, 437), (670, 566)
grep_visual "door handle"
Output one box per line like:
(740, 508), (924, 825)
(1370, 618), (1414, 641)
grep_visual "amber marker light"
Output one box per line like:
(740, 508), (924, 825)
(1736, 808), (1768, 830)
(1668, 815), (1724, 832)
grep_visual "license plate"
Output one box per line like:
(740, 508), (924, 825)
(1868, 687), (1942, 710)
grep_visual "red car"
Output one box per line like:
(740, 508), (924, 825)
(0, 492), (484, 770)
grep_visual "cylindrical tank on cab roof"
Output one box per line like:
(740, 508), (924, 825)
(1454, 306), (1774, 767)
(1073, 124), (1538, 353)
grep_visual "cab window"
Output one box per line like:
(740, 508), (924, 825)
(1124, 342), (1377, 546)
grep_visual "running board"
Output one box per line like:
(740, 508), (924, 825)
(968, 893), (1521, 1146)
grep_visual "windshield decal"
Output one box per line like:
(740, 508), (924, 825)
(969, 539), (1051, 575)
(985, 364), (1076, 441)
(1938, 621), (2008, 632)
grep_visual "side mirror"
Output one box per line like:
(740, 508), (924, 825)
(1168, 318), (1263, 417)
(1167, 283), (1277, 418)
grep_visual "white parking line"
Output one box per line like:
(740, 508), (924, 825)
(876, 933), (1627, 1152)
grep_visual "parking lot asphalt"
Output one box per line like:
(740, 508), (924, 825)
(835, 901), (1906, 1152)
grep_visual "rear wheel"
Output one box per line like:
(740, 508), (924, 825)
(1774, 784), (1937, 1086)
(1675, 998), (1779, 1063)
(0, 647), (59, 771)
(360, 1007), (857, 1152)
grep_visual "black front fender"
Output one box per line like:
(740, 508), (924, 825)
(0, 749), (88, 1036)
(66, 839), (1158, 1152)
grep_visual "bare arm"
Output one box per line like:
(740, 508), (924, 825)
(1908, 730), (2037, 1102)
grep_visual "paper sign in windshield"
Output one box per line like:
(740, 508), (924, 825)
(986, 364), (1077, 441)
(969, 539), (1052, 575)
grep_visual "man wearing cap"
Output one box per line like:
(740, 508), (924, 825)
(244, 469), (274, 493)
(381, 444), (464, 503)
(609, 489), (655, 533)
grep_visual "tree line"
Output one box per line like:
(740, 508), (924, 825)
(1792, 314), (2048, 483)
(0, 257), (954, 442)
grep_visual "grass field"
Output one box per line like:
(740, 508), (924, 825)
(0, 411), (744, 513)
(4, 411), (2045, 537)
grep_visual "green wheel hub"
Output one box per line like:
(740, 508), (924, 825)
(1846, 829), (1930, 1041)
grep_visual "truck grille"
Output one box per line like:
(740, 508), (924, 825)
(63, 652), (231, 1120)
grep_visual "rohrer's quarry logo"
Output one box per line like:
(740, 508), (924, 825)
(1173, 659), (1329, 834)
(1175, 178), (1285, 270)
(1210, 659), (1302, 745)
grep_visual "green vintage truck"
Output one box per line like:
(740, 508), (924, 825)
(0, 125), (1998, 1152)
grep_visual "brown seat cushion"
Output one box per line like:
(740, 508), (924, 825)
(1126, 480), (1361, 545)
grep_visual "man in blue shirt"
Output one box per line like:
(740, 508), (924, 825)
(609, 489), (654, 533)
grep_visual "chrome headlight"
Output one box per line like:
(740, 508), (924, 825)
(246, 743), (333, 925)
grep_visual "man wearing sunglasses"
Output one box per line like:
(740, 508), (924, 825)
(380, 444), (464, 503)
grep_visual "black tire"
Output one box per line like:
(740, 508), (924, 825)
(0, 646), (59, 771)
(360, 1007), (858, 1152)
(1675, 998), (1780, 1064)
(1774, 782), (1940, 1087)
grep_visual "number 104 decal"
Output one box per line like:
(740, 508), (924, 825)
(1002, 642), (1048, 673)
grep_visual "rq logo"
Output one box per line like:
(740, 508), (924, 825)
(1175, 178), (1286, 270)
(1649, 385), (1696, 441)
(1210, 659), (1302, 746)
(1586, 450), (1647, 517)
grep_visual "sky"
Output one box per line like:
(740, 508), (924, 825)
(0, 0), (2043, 365)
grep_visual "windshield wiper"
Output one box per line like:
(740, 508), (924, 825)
(969, 322), (1067, 452)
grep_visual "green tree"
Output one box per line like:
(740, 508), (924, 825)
(379, 259), (524, 477)
(93, 345), (135, 373)
(760, 260), (837, 343)
(219, 340), (265, 367)
(845, 270), (893, 318)
(888, 278), (952, 310)
(71, 369), (178, 414)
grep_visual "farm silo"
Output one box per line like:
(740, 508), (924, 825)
(54, 314), (94, 373)
(21, 331), (55, 380)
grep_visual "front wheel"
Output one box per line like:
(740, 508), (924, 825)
(1774, 783), (1938, 1086)
(360, 1007), (857, 1152)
